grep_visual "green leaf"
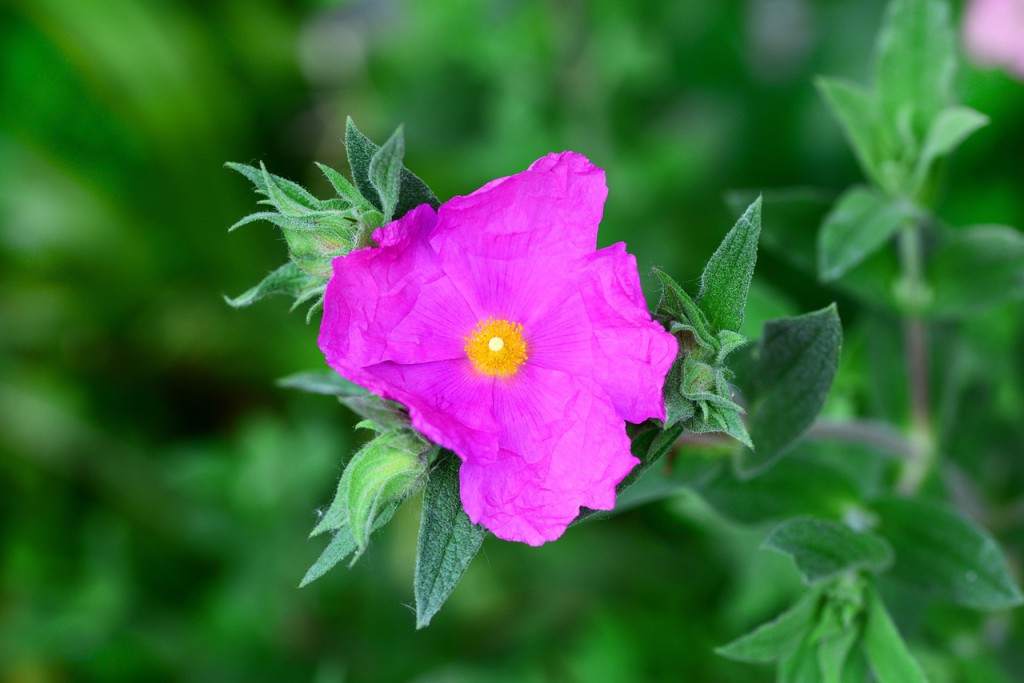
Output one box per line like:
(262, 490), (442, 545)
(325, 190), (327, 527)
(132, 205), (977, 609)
(310, 461), (354, 539)
(346, 118), (383, 211)
(653, 267), (715, 349)
(680, 356), (733, 409)
(927, 225), (1024, 317)
(299, 503), (399, 587)
(716, 588), (820, 663)
(346, 432), (428, 548)
(715, 329), (748, 365)
(861, 583), (930, 683)
(225, 161), (321, 208)
(911, 106), (988, 192)
(873, 497), (1024, 610)
(309, 429), (425, 542)
(817, 186), (917, 282)
(875, 0), (956, 141)
(281, 229), (333, 278)
(414, 451), (487, 628)
(764, 517), (893, 585)
(705, 402), (753, 449)
(818, 621), (861, 683)
(260, 161), (319, 218)
(369, 126), (405, 222)
(345, 117), (440, 219)
(277, 371), (368, 397)
(815, 77), (882, 188)
(779, 636), (825, 683)
(315, 161), (368, 208)
(661, 360), (694, 429)
(223, 262), (316, 308)
(739, 305), (843, 476)
(697, 196), (761, 333)
(228, 211), (292, 233)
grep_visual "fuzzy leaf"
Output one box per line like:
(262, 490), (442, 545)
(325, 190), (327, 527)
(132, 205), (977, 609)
(875, 0), (956, 141)
(739, 305), (842, 476)
(815, 78), (882, 188)
(414, 451), (487, 628)
(346, 433), (428, 548)
(873, 497), (1024, 610)
(653, 268), (715, 348)
(299, 503), (399, 587)
(715, 329), (748, 365)
(345, 117), (440, 219)
(817, 186), (916, 282)
(717, 589), (820, 663)
(315, 161), (367, 208)
(260, 162), (319, 218)
(680, 356), (733, 409)
(229, 211), (292, 233)
(310, 461), (353, 539)
(709, 402), (753, 449)
(661, 360), (694, 429)
(764, 517), (893, 585)
(861, 584), (929, 683)
(282, 229), (333, 278)
(369, 127), (405, 221)
(224, 262), (316, 308)
(225, 162), (321, 208)
(698, 196), (761, 333)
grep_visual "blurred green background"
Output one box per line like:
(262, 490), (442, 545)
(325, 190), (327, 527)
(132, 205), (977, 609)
(3, 0), (1023, 681)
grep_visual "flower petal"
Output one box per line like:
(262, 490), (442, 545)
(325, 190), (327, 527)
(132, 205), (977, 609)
(428, 152), (607, 320)
(361, 358), (500, 457)
(574, 243), (678, 423)
(459, 382), (638, 546)
(319, 205), (476, 376)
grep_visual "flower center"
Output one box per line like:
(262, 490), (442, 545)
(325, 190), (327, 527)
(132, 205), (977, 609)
(465, 318), (527, 377)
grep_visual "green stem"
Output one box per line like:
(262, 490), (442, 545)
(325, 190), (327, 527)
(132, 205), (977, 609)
(895, 219), (935, 494)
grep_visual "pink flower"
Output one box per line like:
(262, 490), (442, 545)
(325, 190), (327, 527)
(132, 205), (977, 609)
(963, 0), (1024, 79)
(318, 152), (678, 545)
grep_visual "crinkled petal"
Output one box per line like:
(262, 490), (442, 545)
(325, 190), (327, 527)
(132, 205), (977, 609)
(319, 205), (476, 375)
(575, 243), (677, 423)
(360, 359), (500, 458)
(428, 152), (607, 320)
(459, 381), (638, 546)
(521, 243), (676, 423)
(490, 365), (580, 465)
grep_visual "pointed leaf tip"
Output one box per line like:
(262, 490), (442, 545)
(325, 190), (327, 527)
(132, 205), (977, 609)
(414, 452), (487, 628)
(698, 197), (762, 334)
(738, 304), (842, 476)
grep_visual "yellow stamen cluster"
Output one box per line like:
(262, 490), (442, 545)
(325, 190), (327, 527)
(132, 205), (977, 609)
(465, 317), (528, 377)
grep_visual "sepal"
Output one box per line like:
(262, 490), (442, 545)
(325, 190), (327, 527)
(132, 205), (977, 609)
(300, 424), (430, 584)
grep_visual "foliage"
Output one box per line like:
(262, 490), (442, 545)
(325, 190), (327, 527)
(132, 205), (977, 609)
(3, 0), (1024, 681)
